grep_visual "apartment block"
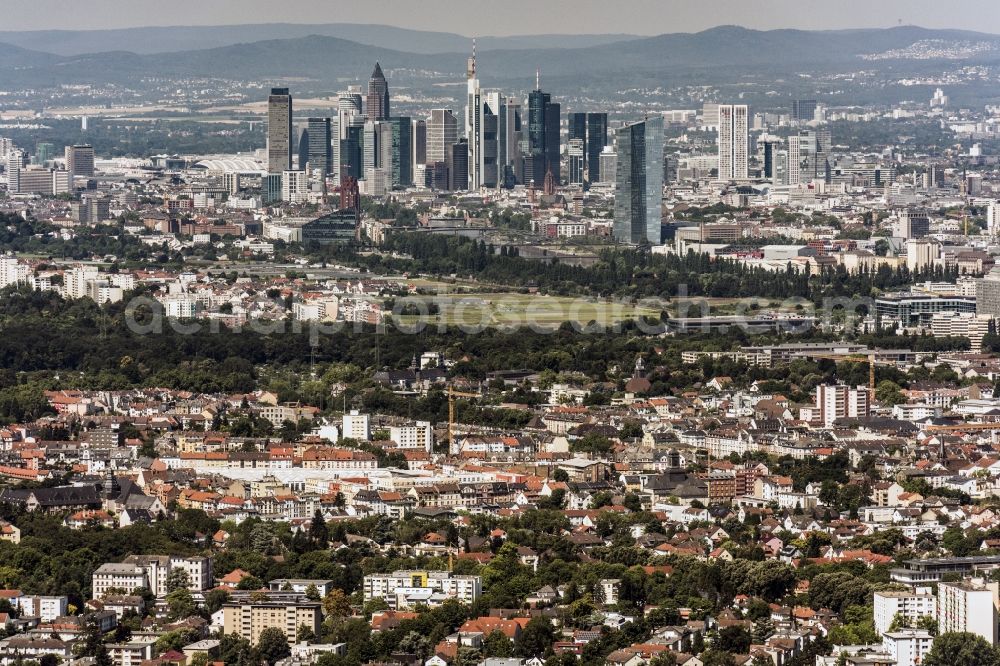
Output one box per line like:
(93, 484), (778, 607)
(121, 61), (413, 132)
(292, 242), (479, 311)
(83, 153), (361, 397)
(363, 570), (482, 609)
(873, 589), (936, 635)
(937, 580), (999, 645)
(221, 600), (322, 643)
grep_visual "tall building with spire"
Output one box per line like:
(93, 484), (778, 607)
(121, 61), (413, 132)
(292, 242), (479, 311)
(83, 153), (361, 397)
(267, 88), (293, 174)
(465, 41), (483, 190)
(525, 71), (560, 188)
(367, 63), (390, 121)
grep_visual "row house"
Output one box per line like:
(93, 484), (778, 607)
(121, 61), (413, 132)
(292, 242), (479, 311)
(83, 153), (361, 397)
(353, 490), (414, 519)
(300, 447), (378, 471)
(407, 483), (463, 508)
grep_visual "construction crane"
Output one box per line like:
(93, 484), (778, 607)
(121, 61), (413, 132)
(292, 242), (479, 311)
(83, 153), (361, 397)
(806, 353), (878, 392)
(447, 386), (482, 452)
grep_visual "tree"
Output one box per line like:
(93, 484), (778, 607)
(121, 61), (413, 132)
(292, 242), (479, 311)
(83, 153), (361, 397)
(514, 616), (555, 657)
(309, 510), (329, 549)
(483, 630), (515, 658)
(305, 583), (321, 601)
(165, 587), (196, 621)
(204, 588), (231, 614)
(218, 633), (255, 665)
(322, 589), (352, 620)
(165, 567), (192, 593)
(715, 626), (752, 654)
(701, 649), (737, 666)
(875, 380), (906, 406)
(257, 627), (291, 665)
(236, 575), (264, 591)
(923, 632), (1000, 666)
(297, 623), (317, 642)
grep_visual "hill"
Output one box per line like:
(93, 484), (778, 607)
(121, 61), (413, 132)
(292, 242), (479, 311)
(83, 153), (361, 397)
(0, 23), (640, 56)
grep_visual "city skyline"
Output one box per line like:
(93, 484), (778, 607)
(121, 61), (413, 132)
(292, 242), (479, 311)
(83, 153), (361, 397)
(8, 0), (1000, 35)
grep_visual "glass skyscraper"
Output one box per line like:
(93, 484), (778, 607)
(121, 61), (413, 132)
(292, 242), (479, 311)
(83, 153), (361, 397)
(306, 117), (333, 175)
(613, 116), (664, 245)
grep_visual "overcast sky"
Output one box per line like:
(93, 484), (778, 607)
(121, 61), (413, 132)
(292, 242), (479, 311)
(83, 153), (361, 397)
(7, 0), (1000, 34)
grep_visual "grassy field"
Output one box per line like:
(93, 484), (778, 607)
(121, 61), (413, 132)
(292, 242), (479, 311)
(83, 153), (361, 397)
(390, 293), (664, 331)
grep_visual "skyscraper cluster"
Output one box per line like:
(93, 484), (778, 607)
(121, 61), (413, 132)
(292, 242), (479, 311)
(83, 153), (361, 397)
(264, 47), (592, 198)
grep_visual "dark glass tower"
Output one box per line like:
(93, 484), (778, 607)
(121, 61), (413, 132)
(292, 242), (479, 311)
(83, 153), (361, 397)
(526, 86), (560, 186)
(613, 116), (664, 244)
(569, 113), (587, 142)
(386, 117), (412, 187)
(586, 113), (608, 183)
(367, 62), (390, 121)
(306, 117), (333, 175)
(297, 127), (310, 173)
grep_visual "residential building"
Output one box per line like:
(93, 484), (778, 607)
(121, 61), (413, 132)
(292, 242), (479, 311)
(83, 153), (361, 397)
(342, 410), (371, 441)
(222, 600), (322, 643)
(873, 590), (936, 636)
(363, 571), (482, 610)
(937, 580), (999, 645)
(804, 384), (870, 427)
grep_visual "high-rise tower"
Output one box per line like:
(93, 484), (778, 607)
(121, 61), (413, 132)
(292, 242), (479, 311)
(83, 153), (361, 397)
(306, 117), (333, 175)
(613, 116), (664, 245)
(267, 88), (293, 174)
(717, 104), (748, 181)
(465, 42), (483, 190)
(367, 63), (390, 121)
(525, 72), (560, 187)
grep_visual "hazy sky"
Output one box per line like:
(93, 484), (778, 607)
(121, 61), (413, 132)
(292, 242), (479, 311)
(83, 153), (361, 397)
(7, 0), (1000, 34)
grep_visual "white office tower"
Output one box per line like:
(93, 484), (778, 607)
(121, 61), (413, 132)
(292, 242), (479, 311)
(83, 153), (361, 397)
(427, 109), (458, 165)
(786, 135), (802, 186)
(5, 150), (23, 192)
(363, 168), (388, 197)
(568, 138), (585, 184)
(717, 104), (748, 181)
(465, 42), (483, 190)
(988, 202), (1000, 236)
(363, 121), (379, 173)
(906, 239), (941, 273)
(281, 170), (308, 204)
(333, 87), (364, 179)
(701, 102), (720, 130)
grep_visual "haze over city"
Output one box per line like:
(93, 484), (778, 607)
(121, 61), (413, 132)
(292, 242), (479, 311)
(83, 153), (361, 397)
(7, 0), (1000, 34)
(6, 3), (1000, 666)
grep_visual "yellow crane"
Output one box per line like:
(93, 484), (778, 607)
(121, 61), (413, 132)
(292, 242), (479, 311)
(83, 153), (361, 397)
(447, 386), (482, 451)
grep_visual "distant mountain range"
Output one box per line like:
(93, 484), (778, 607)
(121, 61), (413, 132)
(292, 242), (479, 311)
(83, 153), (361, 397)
(2, 24), (1000, 94)
(0, 23), (641, 56)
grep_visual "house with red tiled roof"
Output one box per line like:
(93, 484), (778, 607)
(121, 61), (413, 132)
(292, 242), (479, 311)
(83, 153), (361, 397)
(218, 569), (252, 589)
